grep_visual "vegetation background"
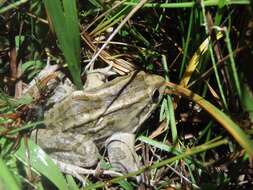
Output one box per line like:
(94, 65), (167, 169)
(0, 0), (253, 189)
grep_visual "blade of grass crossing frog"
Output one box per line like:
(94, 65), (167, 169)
(85, 139), (227, 189)
(15, 139), (68, 190)
(166, 81), (253, 157)
(179, 32), (223, 88)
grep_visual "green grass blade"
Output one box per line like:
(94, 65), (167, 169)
(63, 0), (80, 65)
(138, 135), (173, 152)
(90, 6), (129, 36)
(224, 28), (242, 99)
(0, 0), (29, 14)
(43, 0), (66, 48)
(43, 0), (82, 89)
(138, 136), (177, 154)
(65, 175), (79, 190)
(214, 0), (226, 25)
(179, 8), (193, 79)
(117, 180), (134, 190)
(200, 1), (228, 109)
(242, 84), (253, 122)
(167, 96), (177, 142)
(162, 55), (177, 143)
(124, 0), (250, 8)
(15, 139), (68, 190)
(0, 157), (20, 190)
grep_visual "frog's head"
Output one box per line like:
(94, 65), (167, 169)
(143, 71), (165, 103)
(129, 71), (165, 132)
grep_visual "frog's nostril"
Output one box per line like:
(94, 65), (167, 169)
(151, 89), (160, 103)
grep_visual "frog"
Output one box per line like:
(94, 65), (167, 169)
(31, 68), (165, 178)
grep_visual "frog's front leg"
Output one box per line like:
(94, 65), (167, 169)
(105, 133), (141, 178)
(31, 129), (99, 168)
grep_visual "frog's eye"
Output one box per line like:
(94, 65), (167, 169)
(151, 89), (160, 103)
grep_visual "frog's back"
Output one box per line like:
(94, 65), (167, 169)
(44, 71), (165, 141)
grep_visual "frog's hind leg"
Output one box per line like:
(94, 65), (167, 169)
(31, 129), (99, 168)
(105, 133), (142, 182)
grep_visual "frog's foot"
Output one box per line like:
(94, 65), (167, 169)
(84, 66), (117, 90)
(53, 160), (123, 186)
(105, 133), (142, 181)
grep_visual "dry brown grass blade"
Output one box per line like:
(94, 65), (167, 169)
(80, 32), (136, 75)
(87, 0), (149, 69)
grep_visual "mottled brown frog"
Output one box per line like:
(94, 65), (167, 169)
(31, 70), (165, 176)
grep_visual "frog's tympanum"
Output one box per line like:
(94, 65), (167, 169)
(31, 69), (165, 177)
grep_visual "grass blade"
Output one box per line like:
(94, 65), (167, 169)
(224, 28), (242, 99)
(44, 0), (82, 89)
(0, 0), (29, 14)
(0, 157), (20, 190)
(179, 32), (223, 87)
(15, 139), (68, 190)
(162, 55), (177, 143)
(124, 0), (250, 8)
